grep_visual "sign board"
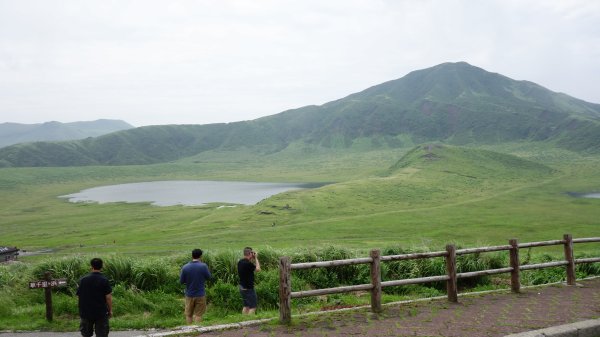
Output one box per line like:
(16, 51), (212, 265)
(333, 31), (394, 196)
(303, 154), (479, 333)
(29, 278), (68, 289)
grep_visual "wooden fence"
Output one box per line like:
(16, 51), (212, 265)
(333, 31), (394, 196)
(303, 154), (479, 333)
(278, 234), (600, 323)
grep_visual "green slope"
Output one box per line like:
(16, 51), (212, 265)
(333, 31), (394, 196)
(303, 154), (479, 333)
(259, 144), (557, 221)
(1, 62), (599, 167)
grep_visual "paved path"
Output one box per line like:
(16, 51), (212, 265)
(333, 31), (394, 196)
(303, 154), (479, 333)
(2, 278), (599, 337)
(0, 331), (152, 337)
(199, 278), (600, 337)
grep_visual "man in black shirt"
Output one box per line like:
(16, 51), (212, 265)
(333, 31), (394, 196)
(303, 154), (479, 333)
(237, 247), (261, 314)
(77, 258), (113, 337)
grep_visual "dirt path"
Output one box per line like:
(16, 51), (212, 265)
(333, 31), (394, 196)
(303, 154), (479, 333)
(199, 278), (600, 337)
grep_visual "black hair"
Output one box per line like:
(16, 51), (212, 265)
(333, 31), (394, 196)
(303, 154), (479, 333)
(91, 258), (103, 270)
(192, 248), (203, 259)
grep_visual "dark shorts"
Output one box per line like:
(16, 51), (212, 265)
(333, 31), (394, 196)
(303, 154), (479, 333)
(239, 286), (257, 309)
(80, 316), (109, 337)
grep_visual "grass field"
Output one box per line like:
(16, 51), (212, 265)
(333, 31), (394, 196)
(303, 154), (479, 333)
(1, 142), (599, 256)
(1, 142), (600, 331)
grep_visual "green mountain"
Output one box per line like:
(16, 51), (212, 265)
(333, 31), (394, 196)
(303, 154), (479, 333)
(0, 119), (134, 149)
(1, 62), (599, 167)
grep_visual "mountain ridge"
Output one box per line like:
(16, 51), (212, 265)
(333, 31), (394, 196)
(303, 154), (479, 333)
(0, 119), (134, 149)
(1, 62), (599, 167)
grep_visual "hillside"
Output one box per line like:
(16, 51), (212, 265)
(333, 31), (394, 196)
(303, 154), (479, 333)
(257, 144), (557, 221)
(1, 62), (599, 167)
(0, 119), (134, 148)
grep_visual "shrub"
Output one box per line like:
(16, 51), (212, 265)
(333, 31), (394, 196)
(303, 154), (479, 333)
(111, 284), (158, 316)
(145, 291), (182, 316)
(32, 256), (88, 294)
(103, 256), (135, 286)
(255, 269), (316, 310)
(575, 253), (600, 278)
(53, 293), (78, 316)
(204, 250), (239, 285)
(291, 246), (366, 288)
(0, 291), (15, 317)
(0, 262), (30, 289)
(207, 280), (239, 311)
(131, 259), (177, 292)
(456, 252), (506, 287)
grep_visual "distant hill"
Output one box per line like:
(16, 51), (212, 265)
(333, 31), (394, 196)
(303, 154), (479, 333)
(263, 143), (558, 218)
(1, 62), (599, 167)
(388, 143), (556, 177)
(0, 119), (134, 149)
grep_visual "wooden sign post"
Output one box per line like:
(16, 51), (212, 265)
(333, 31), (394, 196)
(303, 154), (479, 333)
(28, 272), (68, 322)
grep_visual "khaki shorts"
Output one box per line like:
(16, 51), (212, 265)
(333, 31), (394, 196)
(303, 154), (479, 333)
(185, 296), (207, 318)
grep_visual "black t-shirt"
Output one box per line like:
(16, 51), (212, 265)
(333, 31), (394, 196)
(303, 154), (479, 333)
(237, 258), (256, 289)
(77, 272), (112, 319)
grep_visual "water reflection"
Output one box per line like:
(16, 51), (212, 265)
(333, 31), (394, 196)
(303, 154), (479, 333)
(567, 192), (600, 199)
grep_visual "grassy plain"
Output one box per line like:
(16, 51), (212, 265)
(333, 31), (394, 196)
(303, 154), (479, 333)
(1, 142), (600, 331)
(1, 142), (599, 256)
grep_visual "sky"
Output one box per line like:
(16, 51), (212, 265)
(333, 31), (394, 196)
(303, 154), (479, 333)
(1, 0), (599, 127)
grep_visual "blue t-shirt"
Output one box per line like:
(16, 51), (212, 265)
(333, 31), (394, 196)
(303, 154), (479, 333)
(180, 260), (211, 297)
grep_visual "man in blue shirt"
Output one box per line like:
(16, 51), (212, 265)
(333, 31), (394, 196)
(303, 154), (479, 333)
(180, 248), (212, 324)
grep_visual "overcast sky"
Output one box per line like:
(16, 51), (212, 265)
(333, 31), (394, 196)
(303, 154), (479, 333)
(1, 0), (599, 127)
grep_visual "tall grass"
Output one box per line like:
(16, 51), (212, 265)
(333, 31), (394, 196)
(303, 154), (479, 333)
(1, 246), (599, 331)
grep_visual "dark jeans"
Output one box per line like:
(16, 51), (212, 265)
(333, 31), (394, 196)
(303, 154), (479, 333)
(80, 316), (109, 337)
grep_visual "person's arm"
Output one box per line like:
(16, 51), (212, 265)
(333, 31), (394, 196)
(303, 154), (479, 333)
(180, 268), (186, 284)
(254, 253), (261, 272)
(205, 265), (212, 279)
(106, 293), (113, 318)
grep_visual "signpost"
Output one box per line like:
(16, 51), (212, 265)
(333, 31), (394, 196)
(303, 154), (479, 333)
(28, 272), (68, 321)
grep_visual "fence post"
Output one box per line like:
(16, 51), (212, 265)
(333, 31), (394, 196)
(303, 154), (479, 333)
(44, 271), (53, 322)
(563, 234), (576, 285)
(445, 244), (458, 302)
(509, 238), (520, 293)
(370, 249), (382, 313)
(279, 257), (292, 324)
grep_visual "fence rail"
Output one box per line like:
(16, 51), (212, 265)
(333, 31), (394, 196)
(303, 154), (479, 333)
(278, 234), (600, 323)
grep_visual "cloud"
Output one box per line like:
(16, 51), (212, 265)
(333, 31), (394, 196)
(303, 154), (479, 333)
(0, 0), (599, 126)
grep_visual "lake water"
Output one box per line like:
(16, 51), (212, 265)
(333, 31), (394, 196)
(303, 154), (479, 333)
(583, 193), (600, 199)
(60, 180), (321, 206)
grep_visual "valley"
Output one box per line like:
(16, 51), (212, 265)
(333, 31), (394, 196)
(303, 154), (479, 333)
(1, 143), (598, 256)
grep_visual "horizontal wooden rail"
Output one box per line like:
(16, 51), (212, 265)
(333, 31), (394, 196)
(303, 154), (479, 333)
(456, 245), (511, 255)
(575, 257), (600, 264)
(573, 237), (600, 244)
(278, 234), (600, 324)
(520, 261), (569, 271)
(381, 275), (449, 288)
(457, 267), (514, 279)
(380, 251), (447, 261)
(518, 240), (565, 248)
(291, 257), (372, 270)
(291, 284), (373, 298)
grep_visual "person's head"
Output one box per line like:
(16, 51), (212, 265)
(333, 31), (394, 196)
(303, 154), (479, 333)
(192, 248), (203, 260)
(90, 258), (103, 271)
(243, 247), (254, 258)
